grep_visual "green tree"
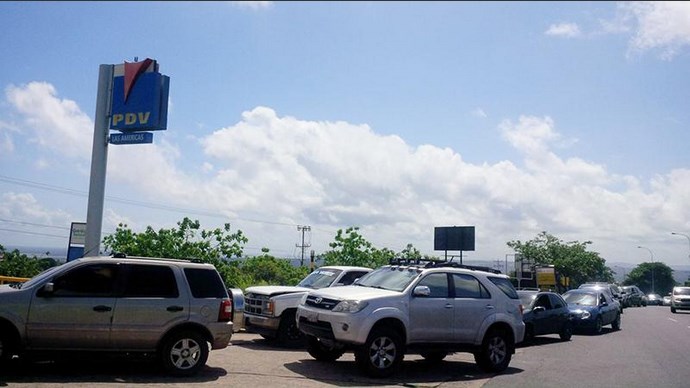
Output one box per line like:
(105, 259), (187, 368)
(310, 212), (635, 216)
(623, 262), (675, 295)
(0, 244), (43, 278)
(507, 231), (614, 288)
(240, 248), (309, 287)
(102, 217), (250, 288)
(322, 227), (391, 268)
(398, 243), (421, 260)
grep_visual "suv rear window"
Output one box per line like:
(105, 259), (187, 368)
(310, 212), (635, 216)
(184, 268), (228, 298)
(123, 264), (179, 298)
(487, 276), (519, 299)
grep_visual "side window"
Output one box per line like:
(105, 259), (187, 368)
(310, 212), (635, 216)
(417, 273), (449, 298)
(487, 276), (519, 299)
(550, 294), (565, 309)
(599, 293), (607, 305)
(52, 263), (119, 297)
(123, 264), (179, 298)
(338, 271), (369, 286)
(452, 274), (489, 299)
(184, 268), (228, 298)
(535, 295), (552, 309)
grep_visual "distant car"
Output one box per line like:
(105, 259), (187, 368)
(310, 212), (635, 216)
(646, 293), (663, 306)
(621, 285), (646, 307)
(662, 295), (672, 306)
(563, 289), (621, 334)
(518, 290), (572, 343)
(670, 286), (690, 313)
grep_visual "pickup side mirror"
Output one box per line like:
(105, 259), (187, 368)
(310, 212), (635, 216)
(413, 285), (431, 297)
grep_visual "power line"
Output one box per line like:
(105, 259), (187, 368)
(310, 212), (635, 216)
(0, 218), (71, 231)
(0, 227), (67, 239)
(0, 174), (299, 228)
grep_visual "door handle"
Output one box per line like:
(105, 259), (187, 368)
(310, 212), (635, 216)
(485, 304), (495, 310)
(167, 306), (184, 312)
(93, 305), (112, 312)
(445, 303), (453, 309)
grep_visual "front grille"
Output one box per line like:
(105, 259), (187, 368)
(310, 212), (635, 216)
(298, 317), (335, 339)
(305, 295), (340, 310)
(244, 293), (269, 315)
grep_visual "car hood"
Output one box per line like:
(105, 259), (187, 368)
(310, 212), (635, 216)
(245, 285), (311, 297)
(567, 303), (598, 313)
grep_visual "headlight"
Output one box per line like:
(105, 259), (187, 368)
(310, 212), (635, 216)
(299, 293), (308, 305)
(332, 300), (369, 313)
(580, 311), (591, 319)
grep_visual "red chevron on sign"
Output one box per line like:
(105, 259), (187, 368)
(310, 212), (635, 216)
(124, 58), (154, 102)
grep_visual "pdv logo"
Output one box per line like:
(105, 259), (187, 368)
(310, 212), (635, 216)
(110, 58), (169, 131)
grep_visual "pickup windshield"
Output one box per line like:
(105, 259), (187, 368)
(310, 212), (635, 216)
(297, 269), (343, 289)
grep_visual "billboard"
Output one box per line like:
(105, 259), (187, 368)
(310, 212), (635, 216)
(434, 226), (475, 251)
(110, 58), (170, 131)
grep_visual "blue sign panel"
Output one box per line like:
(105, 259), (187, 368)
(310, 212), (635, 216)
(110, 132), (154, 145)
(110, 72), (170, 131)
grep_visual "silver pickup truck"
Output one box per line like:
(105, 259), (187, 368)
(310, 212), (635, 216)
(243, 266), (371, 347)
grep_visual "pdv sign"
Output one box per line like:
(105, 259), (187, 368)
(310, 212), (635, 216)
(110, 58), (169, 131)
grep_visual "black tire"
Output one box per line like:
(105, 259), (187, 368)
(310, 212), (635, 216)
(474, 328), (513, 373)
(420, 351), (447, 362)
(671, 307), (677, 314)
(523, 324), (535, 344)
(354, 328), (404, 378)
(0, 331), (16, 363)
(276, 310), (305, 348)
(611, 314), (621, 331)
(306, 336), (345, 362)
(559, 321), (573, 341)
(160, 331), (209, 377)
(593, 317), (604, 335)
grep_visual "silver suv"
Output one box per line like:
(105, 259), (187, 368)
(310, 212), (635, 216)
(0, 255), (234, 376)
(296, 259), (525, 377)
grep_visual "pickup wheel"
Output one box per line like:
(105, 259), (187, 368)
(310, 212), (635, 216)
(160, 331), (209, 376)
(474, 328), (512, 373)
(306, 336), (345, 362)
(354, 328), (404, 378)
(276, 310), (305, 348)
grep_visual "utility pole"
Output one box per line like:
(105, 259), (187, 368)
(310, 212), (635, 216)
(297, 225), (311, 267)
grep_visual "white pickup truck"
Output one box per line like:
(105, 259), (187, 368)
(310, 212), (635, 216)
(243, 266), (371, 347)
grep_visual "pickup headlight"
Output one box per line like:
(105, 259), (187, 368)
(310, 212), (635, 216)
(332, 300), (369, 313)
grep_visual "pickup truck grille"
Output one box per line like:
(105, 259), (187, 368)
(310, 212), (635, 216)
(305, 295), (339, 310)
(244, 293), (269, 315)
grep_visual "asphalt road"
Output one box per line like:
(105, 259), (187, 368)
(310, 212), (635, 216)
(1, 306), (689, 388)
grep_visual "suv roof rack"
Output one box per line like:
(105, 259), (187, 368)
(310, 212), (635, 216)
(388, 258), (502, 274)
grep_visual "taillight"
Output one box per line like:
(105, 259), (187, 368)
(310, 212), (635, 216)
(218, 298), (232, 322)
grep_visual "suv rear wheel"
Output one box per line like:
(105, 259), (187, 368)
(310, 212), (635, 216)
(160, 331), (209, 376)
(0, 330), (17, 363)
(474, 328), (512, 373)
(354, 328), (404, 378)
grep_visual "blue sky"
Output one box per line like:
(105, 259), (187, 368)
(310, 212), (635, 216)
(1, 1), (690, 267)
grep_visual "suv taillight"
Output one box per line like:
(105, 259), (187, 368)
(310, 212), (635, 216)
(218, 298), (232, 322)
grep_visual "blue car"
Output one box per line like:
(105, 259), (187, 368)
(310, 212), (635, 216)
(518, 290), (573, 343)
(563, 289), (621, 334)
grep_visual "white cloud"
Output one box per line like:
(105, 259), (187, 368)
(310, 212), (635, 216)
(0, 192), (72, 227)
(231, 1), (273, 10)
(3, 82), (690, 264)
(472, 108), (488, 118)
(5, 82), (93, 159)
(619, 1), (690, 60)
(545, 22), (582, 38)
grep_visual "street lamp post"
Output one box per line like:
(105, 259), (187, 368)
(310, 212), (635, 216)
(671, 232), (690, 260)
(637, 246), (655, 294)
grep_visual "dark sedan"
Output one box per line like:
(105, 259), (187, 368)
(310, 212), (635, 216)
(518, 290), (573, 343)
(563, 289), (621, 334)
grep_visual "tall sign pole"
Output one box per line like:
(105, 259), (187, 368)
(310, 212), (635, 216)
(84, 64), (114, 257)
(84, 59), (169, 257)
